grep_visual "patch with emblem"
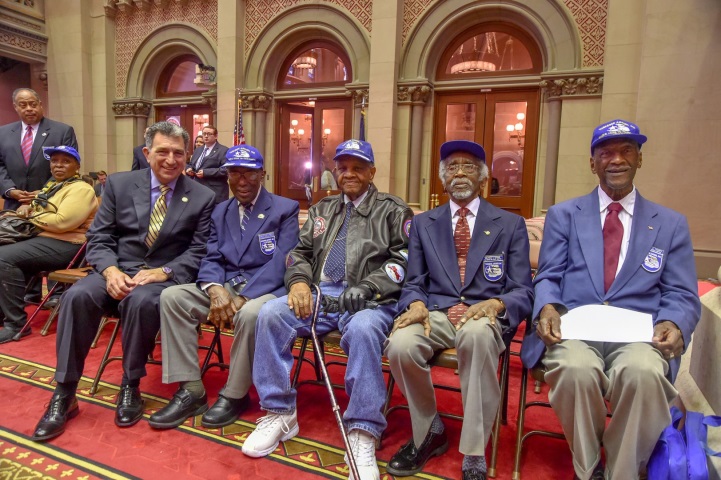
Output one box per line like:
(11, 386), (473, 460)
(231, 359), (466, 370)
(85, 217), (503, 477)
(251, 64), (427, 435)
(483, 254), (504, 282)
(399, 249), (409, 261)
(313, 216), (327, 238)
(642, 247), (664, 273)
(403, 219), (412, 237)
(286, 254), (296, 268)
(385, 263), (405, 283)
(258, 232), (276, 255)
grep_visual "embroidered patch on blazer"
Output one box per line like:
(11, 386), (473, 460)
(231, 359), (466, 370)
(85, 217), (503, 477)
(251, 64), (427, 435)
(483, 254), (504, 282)
(313, 217), (326, 238)
(286, 254), (296, 268)
(385, 263), (405, 283)
(258, 232), (276, 255)
(399, 249), (409, 261)
(642, 247), (664, 273)
(403, 219), (412, 237)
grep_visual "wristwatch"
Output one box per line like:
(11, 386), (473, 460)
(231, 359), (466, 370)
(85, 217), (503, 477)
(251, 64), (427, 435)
(161, 266), (174, 279)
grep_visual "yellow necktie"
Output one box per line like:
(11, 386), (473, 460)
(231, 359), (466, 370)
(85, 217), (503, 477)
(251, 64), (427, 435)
(145, 184), (170, 247)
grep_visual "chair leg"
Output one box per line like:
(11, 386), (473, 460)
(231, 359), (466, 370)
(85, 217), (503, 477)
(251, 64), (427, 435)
(201, 326), (227, 376)
(90, 319), (121, 396)
(91, 315), (113, 348)
(291, 337), (310, 388)
(40, 302), (61, 336)
(500, 346), (511, 425)
(489, 349), (510, 478)
(512, 367), (529, 480)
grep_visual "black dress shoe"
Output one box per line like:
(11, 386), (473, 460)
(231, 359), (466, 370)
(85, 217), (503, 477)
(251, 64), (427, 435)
(463, 469), (487, 480)
(0, 325), (30, 344)
(32, 394), (79, 442)
(386, 430), (449, 476)
(115, 386), (144, 427)
(201, 393), (249, 428)
(24, 293), (41, 304)
(148, 388), (209, 429)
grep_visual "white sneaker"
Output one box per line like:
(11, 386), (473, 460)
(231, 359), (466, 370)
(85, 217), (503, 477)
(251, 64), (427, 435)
(241, 411), (299, 458)
(344, 429), (380, 480)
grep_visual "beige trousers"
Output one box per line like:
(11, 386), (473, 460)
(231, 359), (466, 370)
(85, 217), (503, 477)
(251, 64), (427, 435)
(159, 282), (275, 398)
(543, 340), (677, 480)
(384, 310), (505, 456)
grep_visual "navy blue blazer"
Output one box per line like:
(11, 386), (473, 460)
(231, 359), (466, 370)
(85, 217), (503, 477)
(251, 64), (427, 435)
(399, 199), (534, 336)
(131, 144), (150, 170)
(196, 187), (300, 299)
(86, 170), (216, 285)
(188, 142), (229, 204)
(521, 188), (701, 382)
(0, 117), (77, 210)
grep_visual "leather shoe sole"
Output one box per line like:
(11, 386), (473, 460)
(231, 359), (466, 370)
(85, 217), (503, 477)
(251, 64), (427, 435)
(201, 394), (249, 428)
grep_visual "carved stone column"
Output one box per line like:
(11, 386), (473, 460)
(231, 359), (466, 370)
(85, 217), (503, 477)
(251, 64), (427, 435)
(241, 93), (272, 151)
(398, 83), (432, 206)
(201, 90), (218, 119)
(539, 74), (604, 210)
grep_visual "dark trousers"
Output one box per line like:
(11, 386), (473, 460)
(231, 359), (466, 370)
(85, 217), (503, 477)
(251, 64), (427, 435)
(0, 237), (81, 328)
(54, 270), (173, 383)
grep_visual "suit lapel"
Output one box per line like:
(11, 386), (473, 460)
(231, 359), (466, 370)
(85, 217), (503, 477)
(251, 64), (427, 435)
(236, 188), (271, 257)
(10, 122), (23, 164)
(426, 205), (462, 290)
(463, 201), (501, 289)
(198, 144), (217, 169)
(29, 118), (51, 166)
(133, 171), (152, 245)
(149, 175), (190, 254)
(608, 193), (660, 295)
(224, 199), (244, 257)
(574, 191), (605, 297)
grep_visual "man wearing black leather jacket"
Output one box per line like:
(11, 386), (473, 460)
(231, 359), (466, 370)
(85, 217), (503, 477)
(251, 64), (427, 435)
(242, 139), (413, 480)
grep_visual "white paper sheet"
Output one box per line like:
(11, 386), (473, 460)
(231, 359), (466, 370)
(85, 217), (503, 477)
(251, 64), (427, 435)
(560, 304), (654, 343)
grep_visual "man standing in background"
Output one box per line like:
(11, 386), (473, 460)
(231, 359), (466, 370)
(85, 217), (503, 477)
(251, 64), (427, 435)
(186, 125), (229, 204)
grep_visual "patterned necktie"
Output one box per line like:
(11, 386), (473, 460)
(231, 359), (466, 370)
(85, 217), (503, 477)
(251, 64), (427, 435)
(447, 207), (471, 325)
(603, 202), (624, 292)
(22, 125), (33, 165)
(323, 202), (354, 283)
(145, 184), (170, 247)
(195, 147), (207, 169)
(240, 203), (252, 236)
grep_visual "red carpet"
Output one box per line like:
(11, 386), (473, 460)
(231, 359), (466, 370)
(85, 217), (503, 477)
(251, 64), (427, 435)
(15, 279), (716, 480)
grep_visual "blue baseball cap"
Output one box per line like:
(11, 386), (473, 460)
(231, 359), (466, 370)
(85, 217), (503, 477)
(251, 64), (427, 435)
(42, 146), (81, 163)
(222, 145), (264, 169)
(590, 119), (647, 154)
(440, 140), (486, 163)
(333, 139), (374, 163)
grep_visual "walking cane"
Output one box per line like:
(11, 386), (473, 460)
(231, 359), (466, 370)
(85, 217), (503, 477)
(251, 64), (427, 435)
(310, 283), (361, 480)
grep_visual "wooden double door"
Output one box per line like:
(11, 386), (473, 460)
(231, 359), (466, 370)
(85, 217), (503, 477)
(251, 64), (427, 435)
(431, 90), (539, 218)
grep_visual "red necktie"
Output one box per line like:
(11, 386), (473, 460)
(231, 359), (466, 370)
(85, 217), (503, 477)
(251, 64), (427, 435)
(603, 202), (624, 292)
(447, 207), (470, 325)
(22, 126), (33, 165)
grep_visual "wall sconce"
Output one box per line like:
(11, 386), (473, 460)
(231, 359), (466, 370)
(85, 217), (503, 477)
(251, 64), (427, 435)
(506, 112), (525, 147)
(322, 128), (331, 147)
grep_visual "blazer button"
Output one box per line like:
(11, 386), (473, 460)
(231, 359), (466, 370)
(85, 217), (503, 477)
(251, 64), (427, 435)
(460, 296), (466, 301)
(603, 301), (609, 305)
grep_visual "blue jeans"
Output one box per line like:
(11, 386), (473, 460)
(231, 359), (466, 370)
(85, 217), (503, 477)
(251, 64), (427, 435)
(253, 282), (395, 439)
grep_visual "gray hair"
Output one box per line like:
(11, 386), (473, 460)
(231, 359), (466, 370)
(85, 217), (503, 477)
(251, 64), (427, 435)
(145, 121), (190, 149)
(439, 156), (489, 184)
(12, 88), (40, 104)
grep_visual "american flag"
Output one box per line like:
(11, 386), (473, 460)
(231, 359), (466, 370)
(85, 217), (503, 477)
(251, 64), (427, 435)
(233, 90), (246, 145)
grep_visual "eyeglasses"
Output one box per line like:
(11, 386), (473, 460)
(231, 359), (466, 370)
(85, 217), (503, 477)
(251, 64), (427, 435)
(202, 132), (216, 137)
(227, 170), (262, 181)
(445, 164), (479, 174)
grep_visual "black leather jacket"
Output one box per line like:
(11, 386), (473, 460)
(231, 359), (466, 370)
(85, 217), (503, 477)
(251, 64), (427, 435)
(285, 184), (413, 304)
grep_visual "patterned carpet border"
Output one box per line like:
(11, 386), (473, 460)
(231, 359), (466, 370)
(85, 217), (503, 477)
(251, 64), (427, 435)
(0, 353), (449, 480)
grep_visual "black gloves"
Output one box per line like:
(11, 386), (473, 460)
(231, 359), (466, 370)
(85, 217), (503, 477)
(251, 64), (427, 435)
(338, 284), (373, 315)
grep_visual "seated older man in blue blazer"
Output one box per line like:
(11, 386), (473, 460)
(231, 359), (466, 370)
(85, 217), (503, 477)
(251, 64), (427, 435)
(150, 144), (300, 429)
(385, 140), (533, 480)
(521, 119), (701, 480)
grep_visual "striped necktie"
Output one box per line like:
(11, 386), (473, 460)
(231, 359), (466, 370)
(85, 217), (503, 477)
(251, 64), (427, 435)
(603, 202), (624, 292)
(22, 126), (33, 165)
(195, 147), (207, 169)
(323, 202), (354, 283)
(145, 184), (170, 247)
(240, 202), (252, 236)
(447, 207), (471, 325)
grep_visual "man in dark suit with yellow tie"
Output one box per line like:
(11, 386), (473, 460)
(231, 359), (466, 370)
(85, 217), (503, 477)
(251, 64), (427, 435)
(0, 88), (77, 210)
(31, 121), (216, 442)
(186, 125), (229, 203)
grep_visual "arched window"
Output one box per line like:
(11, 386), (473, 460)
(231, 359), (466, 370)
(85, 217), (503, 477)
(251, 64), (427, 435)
(437, 23), (542, 80)
(156, 54), (208, 97)
(278, 42), (351, 89)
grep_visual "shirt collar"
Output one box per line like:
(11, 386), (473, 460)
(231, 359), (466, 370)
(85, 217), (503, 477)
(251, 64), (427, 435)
(598, 185), (636, 216)
(238, 186), (262, 209)
(449, 196), (481, 218)
(150, 170), (179, 192)
(344, 189), (370, 209)
(21, 120), (40, 130)
(204, 142), (216, 151)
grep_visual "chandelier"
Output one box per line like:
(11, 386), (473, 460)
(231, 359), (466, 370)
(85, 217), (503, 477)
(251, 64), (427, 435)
(293, 49), (318, 70)
(449, 33), (501, 74)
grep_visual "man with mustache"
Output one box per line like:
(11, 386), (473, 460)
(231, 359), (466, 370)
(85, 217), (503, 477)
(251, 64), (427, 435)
(385, 140), (533, 480)
(520, 119), (701, 479)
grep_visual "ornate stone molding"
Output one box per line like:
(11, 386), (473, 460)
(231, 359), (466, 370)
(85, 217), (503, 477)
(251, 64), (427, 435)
(133, 0), (151, 11)
(397, 84), (432, 105)
(201, 90), (217, 111)
(540, 74), (604, 99)
(112, 98), (152, 117)
(345, 88), (369, 108)
(103, 0), (117, 17)
(241, 93), (272, 112)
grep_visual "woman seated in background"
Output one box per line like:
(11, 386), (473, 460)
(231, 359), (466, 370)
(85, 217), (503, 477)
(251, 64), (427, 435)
(0, 146), (98, 344)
